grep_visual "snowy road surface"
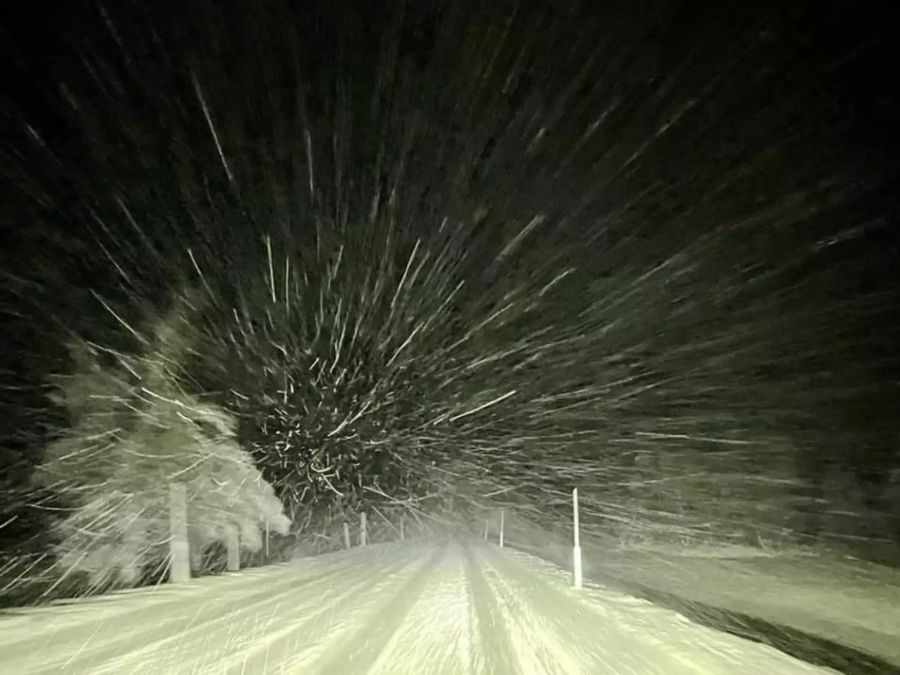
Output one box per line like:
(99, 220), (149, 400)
(0, 541), (835, 674)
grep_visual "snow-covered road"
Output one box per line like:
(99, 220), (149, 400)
(0, 541), (834, 674)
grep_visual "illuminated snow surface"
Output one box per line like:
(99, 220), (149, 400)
(0, 542), (834, 674)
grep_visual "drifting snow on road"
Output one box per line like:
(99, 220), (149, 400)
(0, 542), (833, 674)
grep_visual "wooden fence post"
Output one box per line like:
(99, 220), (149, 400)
(226, 523), (240, 572)
(168, 482), (190, 583)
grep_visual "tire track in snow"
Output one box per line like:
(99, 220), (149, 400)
(0, 561), (318, 659)
(463, 542), (521, 675)
(306, 543), (447, 674)
(477, 544), (664, 674)
(468, 544), (591, 675)
(479, 545), (669, 674)
(480, 544), (832, 675)
(218, 545), (439, 674)
(365, 543), (472, 675)
(109, 557), (405, 674)
(26, 558), (359, 674)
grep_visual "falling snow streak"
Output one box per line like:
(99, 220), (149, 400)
(1, 0), (899, 598)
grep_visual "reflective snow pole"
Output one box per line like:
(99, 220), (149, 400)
(264, 518), (270, 559)
(360, 512), (367, 546)
(483, 520), (489, 540)
(168, 482), (190, 583)
(225, 523), (240, 572)
(572, 487), (583, 589)
(499, 509), (505, 548)
(343, 521), (351, 549)
(400, 517), (405, 540)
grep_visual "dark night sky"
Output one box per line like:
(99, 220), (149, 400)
(2, 1), (899, 562)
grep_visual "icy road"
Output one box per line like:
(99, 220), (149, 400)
(0, 541), (834, 674)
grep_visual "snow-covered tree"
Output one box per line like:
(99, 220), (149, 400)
(35, 301), (290, 590)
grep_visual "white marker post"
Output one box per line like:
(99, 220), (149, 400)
(499, 510), (505, 548)
(168, 482), (191, 583)
(483, 520), (489, 540)
(123, 517), (145, 584)
(264, 518), (270, 559)
(225, 524), (240, 572)
(360, 512), (368, 546)
(343, 521), (351, 549)
(572, 487), (583, 589)
(400, 517), (405, 540)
